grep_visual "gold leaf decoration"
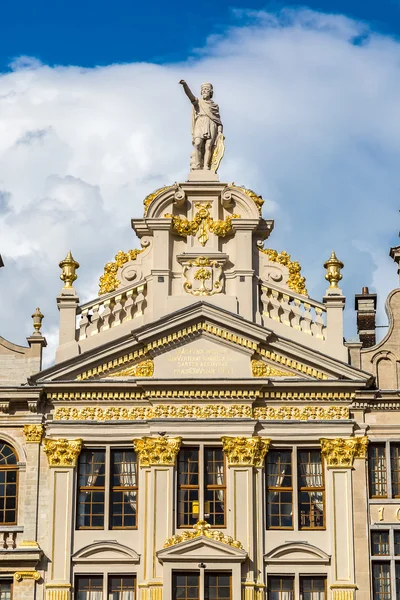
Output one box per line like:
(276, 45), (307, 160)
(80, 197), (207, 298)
(111, 359), (154, 378)
(259, 248), (307, 296)
(43, 438), (82, 468)
(133, 436), (182, 467)
(254, 406), (350, 421)
(222, 436), (270, 468)
(23, 424), (44, 443)
(231, 184), (264, 214)
(164, 519), (243, 549)
(143, 185), (173, 216)
(98, 248), (144, 295)
(251, 359), (296, 378)
(320, 436), (368, 468)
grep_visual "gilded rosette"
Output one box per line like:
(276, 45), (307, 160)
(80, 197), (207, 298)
(222, 436), (270, 468)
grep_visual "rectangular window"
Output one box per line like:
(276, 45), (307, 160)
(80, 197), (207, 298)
(392, 445), (400, 498)
(395, 531), (400, 556)
(0, 581), (12, 600)
(172, 573), (199, 600)
(300, 576), (326, 600)
(177, 447), (225, 528)
(267, 450), (293, 529)
(77, 450), (106, 529)
(0, 468), (17, 525)
(110, 450), (138, 529)
(205, 573), (231, 600)
(76, 576), (103, 600)
(204, 448), (225, 527)
(298, 449), (325, 529)
(369, 444), (387, 498)
(108, 575), (135, 600)
(371, 531), (390, 556)
(268, 577), (294, 600)
(372, 562), (391, 599)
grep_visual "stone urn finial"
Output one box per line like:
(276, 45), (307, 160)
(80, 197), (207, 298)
(324, 250), (344, 288)
(31, 307), (44, 334)
(59, 251), (79, 288)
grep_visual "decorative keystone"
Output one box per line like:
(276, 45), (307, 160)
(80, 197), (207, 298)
(43, 438), (82, 467)
(31, 307), (44, 334)
(23, 424), (44, 444)
(222, 436), (270, 468)
(59, 251), (79, 288)
(133, 436), (182, 467)
(320, 436), (368, 468)
(324, 250), (344, 288)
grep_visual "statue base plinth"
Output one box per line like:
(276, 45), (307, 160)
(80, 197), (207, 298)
(187, 170), (219, 182)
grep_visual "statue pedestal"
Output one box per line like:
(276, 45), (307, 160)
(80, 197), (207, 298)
(187, 170), (219, 182)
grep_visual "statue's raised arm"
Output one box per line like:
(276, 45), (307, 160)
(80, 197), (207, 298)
(179, 80), (225, 174)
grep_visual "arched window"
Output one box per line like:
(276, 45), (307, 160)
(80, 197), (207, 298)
(0, 443), (18, 525)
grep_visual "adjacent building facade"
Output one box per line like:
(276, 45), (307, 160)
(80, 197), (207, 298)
(1, 172), (400, 600)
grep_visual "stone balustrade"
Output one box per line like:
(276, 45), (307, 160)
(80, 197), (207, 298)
(260, 283), (326, 340)
(0, 527), (23, 549)
(78, 281), (147, 341)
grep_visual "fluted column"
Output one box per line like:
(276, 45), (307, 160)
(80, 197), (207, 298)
(222, 436), (270, 600)
(43, 438), (82, 600)
(320, 437), (368, 600)
(134, 437), (182, 600)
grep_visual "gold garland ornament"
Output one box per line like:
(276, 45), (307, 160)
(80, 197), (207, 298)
(164, 520), (243, 549)
(259, 248), (307, 296)
(98, 248), (144, 295)
(165, 202), (240, 247)
(320, 436), (368, 468)
(231, 184), (264, 214)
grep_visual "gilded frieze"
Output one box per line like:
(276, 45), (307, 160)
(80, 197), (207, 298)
(222, 436), (270, 468)
(111, 359), (154, 378)
(163, 519), (243, 549)
(320, 436), (368, 468)
(23, 424), (44, 443)
(259, 248), (307, 296)
(254, 406), (350, 421)
(43, 438), (83, 468)
(133, 436), (182, 467)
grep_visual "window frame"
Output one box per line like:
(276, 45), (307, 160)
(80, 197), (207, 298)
(75, 573), (136, 599)
(297, 448), (326, 531)
(109, 449), (138, 530)
(267, 575), (295, 600)
(299, 575), (327, 600)
(369, 443), (388, 499)
(370, 528), (400, 599)
(171, 570), (232, 600)
(76, 446), (138, 531)
(266, 449), (294, 530)
(0, 442), (19, 526)
(177, 444), (226, 529)
(0, 579), (13, 600)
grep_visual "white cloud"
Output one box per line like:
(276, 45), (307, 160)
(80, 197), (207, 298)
(0, 8), (399, 365)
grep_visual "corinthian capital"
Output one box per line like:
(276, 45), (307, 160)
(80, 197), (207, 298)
(23, 424), (44, 443)
(320, 436), (368, 468)
(133, 436), (182, 467)
(43, 438), (82, 467)
(222, 436), (270, 468)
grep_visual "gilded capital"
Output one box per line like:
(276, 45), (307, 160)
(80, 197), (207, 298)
(14, 571), (40, 582)
(43, 438), (82, 468)
(23, 424), (44, 444)
(320, 436), (368, 468)
(222, 436), (270, 468)
(133, 436), (182, 467)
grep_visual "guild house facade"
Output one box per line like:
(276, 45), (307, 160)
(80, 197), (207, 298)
(1, 82), (400, 600)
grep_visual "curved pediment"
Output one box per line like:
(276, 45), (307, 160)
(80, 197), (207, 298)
(264, 542), (330, 565)
(72, 541), (140, 564)
(157, 535), (247, 564)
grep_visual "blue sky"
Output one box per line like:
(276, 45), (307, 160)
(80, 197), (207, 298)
(1, 0), (400, 70)
(1, 2), (400, 360)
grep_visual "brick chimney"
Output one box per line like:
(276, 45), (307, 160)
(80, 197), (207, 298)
(355, 287), (377, 348)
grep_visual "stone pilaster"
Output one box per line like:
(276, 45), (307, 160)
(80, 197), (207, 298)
(21, 425), (44, 545)
(43, 438), (82, 600)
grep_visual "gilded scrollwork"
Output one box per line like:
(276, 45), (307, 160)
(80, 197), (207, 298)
(259, 248), (307, 296)
(143, 185), (174, 216)
(230, 184), (264, 214)
(23, 424), (44, 443)
(254, 406), (350, 421)
(98, 248), (144, 295)
(163, 519), (243, 549)
(43, 438), (83, 468)
(112, 359), (154, 377)
(133, 436), (182, 467)
(183, 256), (223, 296)
(165, 202), (240, 247)
(222, 436), (270, 468)
(251, 359), (296, 378)
(320, 436), (368, 468)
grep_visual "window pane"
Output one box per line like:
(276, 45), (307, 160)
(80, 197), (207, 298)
(204, 448), (225, 527)
(77, 450), (105, 529)
(0, 581), (12, 600)
(173, 573), (199, 600)
(371, 531), (390, 556)
(300, 577), (326, 600)
(268, 577), (294, 600)
(267, 450), (293, 529)
(373, 563), (391, 599)
(392, 445), (400, 497)
(395, 532), (400, 555)
(0, 443), (18, 526)
(76, 576), (103, 600)
(396, 563), (400, 600)
(298, 450), (325, 529)
(205, 573), (231, 600)
(110, 450), (138, 529)
(369, 445), (387, 498)
(108, 575), (135, 600)
(177, 449), (199, 527)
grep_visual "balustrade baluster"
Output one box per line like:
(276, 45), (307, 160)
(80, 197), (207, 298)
(269, 289), (282, 322)
(290, 297), (302, 330)
(89, 304), (101, 336)
(301, 302), (313, 335)
(314, 307), (325, 340)
(112, 294), (124, 327)
(101, 299), (114, 330)
(124, 289), (135, 321)
(79, 308), (90, 340)
(136, 285), (146, 316)
(280, 293), (292, 326)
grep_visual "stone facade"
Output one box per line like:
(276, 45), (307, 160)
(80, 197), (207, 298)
(1, 170), (399, 600)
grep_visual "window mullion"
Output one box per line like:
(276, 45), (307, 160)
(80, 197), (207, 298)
(387, 441), (393, 500)
(199, 444), (204, 521)
(293, 445), (298, 530)
(105, 446), (111, 531)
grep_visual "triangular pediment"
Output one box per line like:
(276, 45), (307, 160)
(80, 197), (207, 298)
(34, 302), (372, 386)
(157, 535), (247, 564)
